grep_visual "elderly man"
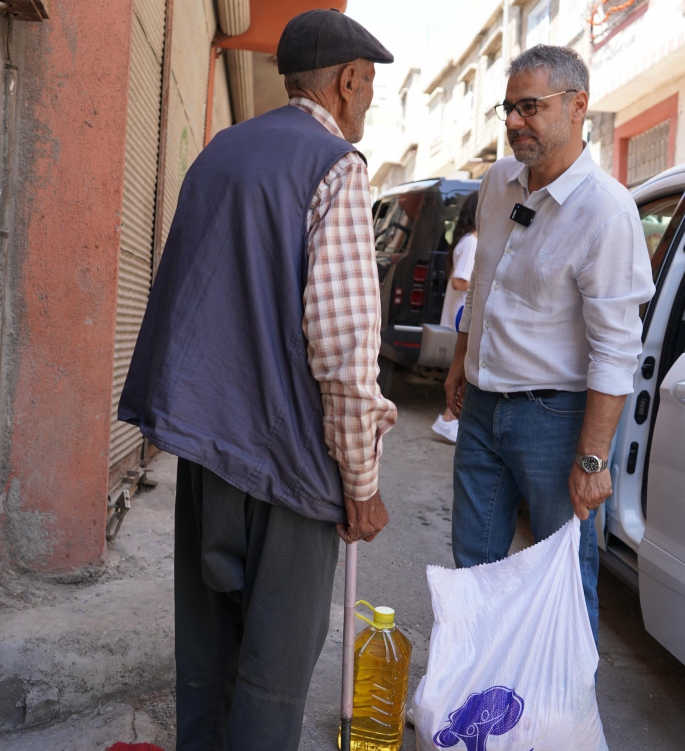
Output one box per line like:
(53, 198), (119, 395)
(445, 45), (655, 643)
(119, 9), (395, 750)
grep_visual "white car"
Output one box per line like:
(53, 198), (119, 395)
(601, 163), (685, 665)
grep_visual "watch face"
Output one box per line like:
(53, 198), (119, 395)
(582, 456), (601, 473)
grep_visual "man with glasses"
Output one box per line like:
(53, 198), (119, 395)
(445, 45), (655, 643)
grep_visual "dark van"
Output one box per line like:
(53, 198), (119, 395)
(373, 177), (480, 393)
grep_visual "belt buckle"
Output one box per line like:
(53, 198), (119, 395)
(502, 392), (510, 399)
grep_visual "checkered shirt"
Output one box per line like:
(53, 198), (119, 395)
(290, 97), (397, 502)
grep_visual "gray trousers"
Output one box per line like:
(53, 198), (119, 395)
(174, 458), (340, 751)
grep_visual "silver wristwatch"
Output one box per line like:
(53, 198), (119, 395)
(575, 454), (608, 474)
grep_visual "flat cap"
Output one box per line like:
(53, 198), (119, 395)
(277, 9), (394, 75)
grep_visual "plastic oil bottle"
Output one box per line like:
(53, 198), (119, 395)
(339, 600), (413, 751)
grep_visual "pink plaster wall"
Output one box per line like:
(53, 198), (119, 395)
(2, 0), (134, 572)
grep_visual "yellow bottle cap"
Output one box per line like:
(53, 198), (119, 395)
(356, 600), (396, 630)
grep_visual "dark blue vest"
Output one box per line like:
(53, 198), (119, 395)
(119, 105), (358, 523)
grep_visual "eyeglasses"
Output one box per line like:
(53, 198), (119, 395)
(494, 90), (578, 121)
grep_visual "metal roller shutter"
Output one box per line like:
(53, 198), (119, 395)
(109, 0), (166, 478)
(159, 84), (186, 248)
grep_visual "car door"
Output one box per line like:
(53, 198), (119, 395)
(639, 353), (685, 665)
(602, 192), (685, 589)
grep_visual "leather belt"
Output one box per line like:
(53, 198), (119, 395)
(499, 389), (562, 400)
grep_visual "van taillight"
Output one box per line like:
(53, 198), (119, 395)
(413, 264), (428, 283)
(410, 289), (425, 308)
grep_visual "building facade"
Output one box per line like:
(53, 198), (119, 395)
(365, 0), (685, 195)
(0, 0), (344, 577)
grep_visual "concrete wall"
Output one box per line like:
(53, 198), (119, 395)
(0, 1), (134, 574)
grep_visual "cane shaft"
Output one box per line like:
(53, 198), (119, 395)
(340, 541), (358, 750)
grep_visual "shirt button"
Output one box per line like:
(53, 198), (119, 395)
(485, 321), (491, 329)
(480, 361), (486, 369)
(506, 247), (513, 254)
(493, 283), (500, 291)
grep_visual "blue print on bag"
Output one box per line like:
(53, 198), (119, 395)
(433, 685), (525, 751)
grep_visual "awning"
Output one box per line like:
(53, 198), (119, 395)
(1, 0), (49, 21)
(217, 0), (347, 54)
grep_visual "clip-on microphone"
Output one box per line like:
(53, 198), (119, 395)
(510, 203), (536, 227)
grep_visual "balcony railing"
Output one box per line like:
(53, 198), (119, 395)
(589, 0), (648, 45)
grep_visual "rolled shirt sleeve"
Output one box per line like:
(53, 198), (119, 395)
(303, 153), (397, 501)
(576, 211), (655, 396)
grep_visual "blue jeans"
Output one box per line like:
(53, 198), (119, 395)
(452, 383), (599, 644)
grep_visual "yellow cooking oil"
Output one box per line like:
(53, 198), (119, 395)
(339, 600), (413, 751)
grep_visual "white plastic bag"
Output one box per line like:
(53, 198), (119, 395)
(413, 517), (608, 751)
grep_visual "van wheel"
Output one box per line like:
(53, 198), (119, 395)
(378, 356), (395, 397)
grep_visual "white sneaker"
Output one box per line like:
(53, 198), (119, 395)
(431, 415), (458, 443)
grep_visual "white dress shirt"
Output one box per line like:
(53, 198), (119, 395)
(460, 145), (655, 396)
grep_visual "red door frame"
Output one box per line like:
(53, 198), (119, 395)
(613, 93), (679, 186)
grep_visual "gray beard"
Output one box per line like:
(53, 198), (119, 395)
(508, 116), (571, 167)
(347, 120), (365, 144)
(346, 95), (368, 144)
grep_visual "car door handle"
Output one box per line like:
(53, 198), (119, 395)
(673, 381), (685, 403)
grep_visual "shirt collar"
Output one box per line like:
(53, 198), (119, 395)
(289, 97), (345, 139)
(509, 143), (594, 205)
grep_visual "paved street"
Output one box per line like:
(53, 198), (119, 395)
(4, 376), (684, 751)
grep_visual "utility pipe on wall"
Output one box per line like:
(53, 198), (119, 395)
(217, 0), (250, 36)
(205, 0), (254, 146)
(226, 48), (255, 124)
(496, 0), (510, 161)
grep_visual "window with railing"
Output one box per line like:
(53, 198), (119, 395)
(558, 0), (587, 44)
(589, 0), (648, 44)
(627, 120), (670, 188)
(526, 0), (551, 48)
(482, 54), (503, 114)
(458, 78), (474, 135)
(428, 91), (444, 156)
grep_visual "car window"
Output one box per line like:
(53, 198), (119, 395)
(436, 191), (474, 253)
(374, 193), (426, 252)
(639, 194), (681, 278)
(637, 193), (683, 321)
(442, 192), (469, 247)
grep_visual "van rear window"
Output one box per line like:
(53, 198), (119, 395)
(441, 192), (470, 251)
(374, 193), (425, 252)
(374, 190), (478, 254)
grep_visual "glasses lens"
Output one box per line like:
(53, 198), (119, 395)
(495, 105), (508, 121)
(519, 100), (537, 117)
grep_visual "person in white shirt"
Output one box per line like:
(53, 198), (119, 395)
(444, 45), (655, 643)
(432, 191), (479, 443)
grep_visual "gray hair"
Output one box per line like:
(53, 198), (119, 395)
(284, 63), (345, 94)
(506, 44), (589, 98)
